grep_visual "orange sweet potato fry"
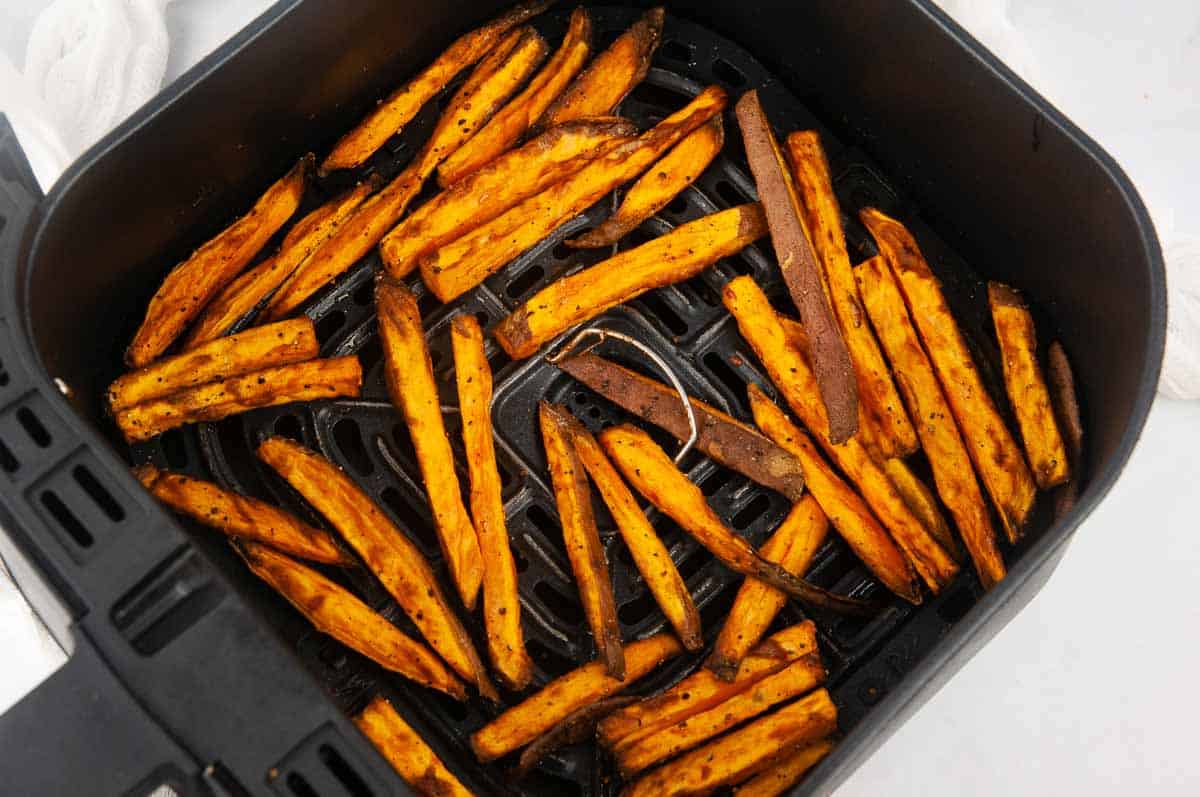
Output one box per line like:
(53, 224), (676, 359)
(733, 738), (835, 797)
(1046, 341), (1084, 518)
(355, 696), (474, 797)
(514, 696), (639, 779)
(881, 458), (958, 561)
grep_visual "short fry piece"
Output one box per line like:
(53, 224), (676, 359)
(556, 353), (806, 501)
(989, 282), (1070, 490)
(437, 8), (593, 187)
(115, 356), (361, 443)
(320, 0), (552, 173)
(470, 633), (684, 763)
(356, 696), (474, 797)
(724, 276), (957, 593)
(126, 155), (311, 366)
(135, 465), (347, 565)
(257, 437), (496, 701)
(382, 118), (635, 277)
(239, 543), (465, 700)
(1046, 341), (1084, 518)
(861, 209), (1037, 541)
(599, 424), (876, 615)
(539, 7), (663, 128)
(419, 85), (729, 302)
(108, 318), (318, 412)
(623, 688), (839, 797)
(599, 621), (818, 753)
(497, 203), (767, 358)
(566, 116), (724, 249)
(616, 653), (826, 776)
(540, 402), (624, 679)
(882, 458), (957, 561)
(450, 315), (532, 691)
(514, 696), (639, 779)
(708, 496), (828, 680)
(558, 408), (702, 651)
(735, 91), (857, 443)
(377, 279), (483, 610)
(734, 739), (835, 797)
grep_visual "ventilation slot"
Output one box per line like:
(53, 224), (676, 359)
(112, 548), (225, 655)
(159, 428), (190, 468)
(703, 351), (746, 398)
(416, 290), (439, 319)
(41, 490), (92, 547)
(525, 504), (558, 538)
(731, 494), (771, 530)
(618, 589), (657, 626)
(661, 39), (694, 63)
(73, 464), (125, 522)
(286, 773), (319, 797)
(0, 356), (9, 387)
(527, 637), (575, 678)
(506, 263), (545, 298)
(699, 468), (733, 497)
(714, 179), (747, 207)
(666, 193), (690, 215)
(333, 418), (374, 475)
(315, 311), (346, 346)
(274, 414), (305, 442)
(534, 580), (584, 625)
(379, 487), (440, 553)
(0, 436), (18, 472)
(17, 406), (51, 447)
(319, 744), (374, 797)
(712, 57), (748, 87)
(640, 292), (688, 335)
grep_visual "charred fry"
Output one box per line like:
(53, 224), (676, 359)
(115, 356), (361, 443)
(733, 739), (835, 797)
(1046, 341), (1083, 518)
(378, 279), (483, 610)
(540, 402), (625, 679)
(513, 696), (639, 779)
(882, 458), (957, 561)
(497, 203), (767, 358)
(125, 155), (311, 366)
(355, 696), (474, 797)
(239, 542), (465, 699)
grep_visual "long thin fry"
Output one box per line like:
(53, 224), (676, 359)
(239, 542), (466, 700)
(733, 739), (835, 797)
(882, 458), (957, 561)
(355, 696), (474, 797)
(1046, 341), (1084, 518)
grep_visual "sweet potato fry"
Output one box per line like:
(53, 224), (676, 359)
(497, 203), (767, 358)
(599, 424), (876, 615)
(514, 696), (639, 779)
(708, 496), (828, 680)
(539, 402), (624, 679)
(450, 315), (532, 691)
(239, 542), (465, 699)
(723, 276), (958, 593)
(539, 7), (664, 128)
(557, 408), (702, 651)
(320, 0), (552, 173)
(115, 356), (361, 443)
(125, 155), (311, 367)
(135, 465), (347, 565)
(382, 118), (635, 277)
(555, 353), (806, 501)
(419, 84), (729, 301)
(989, 281), (1070, 490)
(882, 458), (957, 561)
(861, 209), (1038, 541)
(108, 318), (318, 412)
(1046, 341), (1084, 518)
(437, 8), (593, 187)
(616, 653), (826, 776)
(566, 116), (724, 249)
(184, 181), (377, 346)
(377, 279), (483, 610)
(264, 29), (547, 320)
(470, 633), (684, 763)
(355, 696), (473, 797)
(747, 385), (923, 603)
(785, 130), (917, 457)
(733, 739), (835, 797)
(256, 436), (496, 701)
(623, 688), (839, 797)
(735, 92), (857, 443)
(599, 621), (818, 752)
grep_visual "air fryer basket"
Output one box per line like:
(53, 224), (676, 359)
(0, 1), (1164, 795)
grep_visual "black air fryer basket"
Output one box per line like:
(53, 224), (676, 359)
(0, 1), (1164, 795)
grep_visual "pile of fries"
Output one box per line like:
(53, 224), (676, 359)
(110, 3), (1084, 795)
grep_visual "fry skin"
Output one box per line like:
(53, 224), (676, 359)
(539, 7), (664, 128)
(496, 203), (768, 358)
(470, 633), (684, 763)
(377, 279), (483, 611)
(540, 402), (625, 679)
(126, 155), (311, 367)
(708, 496), (828, 680)
(135, 465), (347, 565)
(567, 116), (724, 249)
(437, 7), (593, 188)
(450, 315), (533, 691)
(623, 688), (839, 797)
(989, 282), (1070, 490)
(735, 91), (857, 443)
(862, 211), (1037, 540)
(514, 695), (639, 779)
(1046, 341), (1084, 518)
(724, 277), (957, 593)
(114, 356), (361, 443)
(419, 84), (729, 302)
(256, 436), (497, 701)
(239, 542), (466, 700)
(557, 408), (703, 651)
(382, 118), (635, 277)
(320, 0), (552, 173)
(785, 130), (917, 457)
(108, 318), (318, 412)
(734, 739), (835, 797)
(355, 696), (473, 797)
(882, 457), (957, 562)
